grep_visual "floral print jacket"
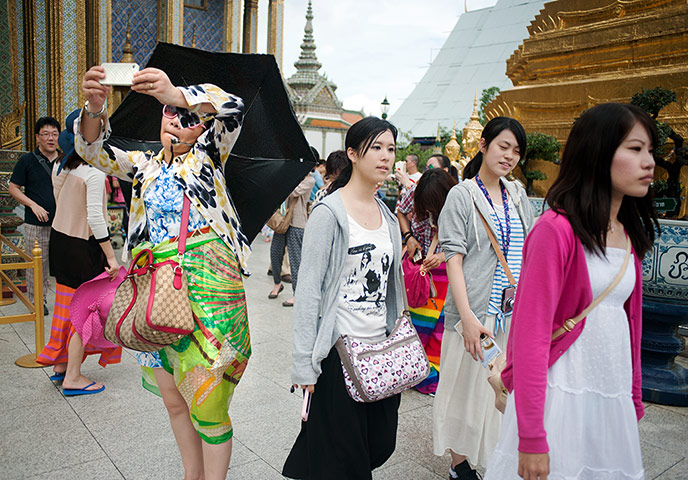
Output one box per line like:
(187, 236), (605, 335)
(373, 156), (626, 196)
(74, 84), (251, 273)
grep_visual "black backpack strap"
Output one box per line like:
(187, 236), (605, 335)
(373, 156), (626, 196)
(32, 151), (54, 178)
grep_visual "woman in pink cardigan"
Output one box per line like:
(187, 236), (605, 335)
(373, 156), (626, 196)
(485, 103), (658, 480)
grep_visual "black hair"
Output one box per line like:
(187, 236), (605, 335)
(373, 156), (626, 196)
(329, 117), (398, 193)
(428, 154), (459, 181)
(462, 116), (526, 180)
(546, 103), (659, 256)
(62, 152), (87, 171)
(35, 116), (61, 134)
(310, 146), (320, 161)
(414, 169), (457, 224)
(325, 150), (349, 179)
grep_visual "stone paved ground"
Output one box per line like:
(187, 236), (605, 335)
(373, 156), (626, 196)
(1, 238), (687, 479)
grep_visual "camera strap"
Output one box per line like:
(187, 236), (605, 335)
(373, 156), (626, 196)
(477, 209), (516, 286)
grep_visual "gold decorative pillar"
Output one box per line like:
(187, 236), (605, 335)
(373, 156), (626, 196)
(76, 1), (87, 110)
(22, 1), (37, 151)
(224, 0), (242, 53)
(163, 0), (184, 45)
(47, 1), (64, 121)
(9, 0), (19, 111)
(86, 0), (100, 68)
(267, 0), (284, 70)
(243, 0), (259, 53)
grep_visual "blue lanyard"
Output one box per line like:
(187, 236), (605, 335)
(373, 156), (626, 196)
(475, 175), (511, 256)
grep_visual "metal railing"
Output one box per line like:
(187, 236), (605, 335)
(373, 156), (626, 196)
(0, 227), (45, 367)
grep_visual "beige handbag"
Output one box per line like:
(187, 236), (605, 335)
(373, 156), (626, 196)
(478, 209), (632, 412)
(266, 201), (295, 234)
(104, 196), (195, 352)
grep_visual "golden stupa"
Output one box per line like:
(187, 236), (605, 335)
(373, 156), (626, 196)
(485, 0), (688, 197)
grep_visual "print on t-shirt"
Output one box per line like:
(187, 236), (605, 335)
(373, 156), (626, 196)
(342, 242), (390, 312)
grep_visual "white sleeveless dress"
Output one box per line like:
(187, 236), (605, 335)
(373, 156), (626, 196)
(485, 247), (644, 479)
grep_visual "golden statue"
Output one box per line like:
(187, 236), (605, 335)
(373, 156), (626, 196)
(444, 120), (461, 164)
(432, 124), (442, 154)
(0, 104), (25, 150)
(461, 91), (483, 175)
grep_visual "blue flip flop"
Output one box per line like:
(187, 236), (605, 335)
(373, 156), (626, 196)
(63, 382), (105, 396)
(49, 371), (66, 381)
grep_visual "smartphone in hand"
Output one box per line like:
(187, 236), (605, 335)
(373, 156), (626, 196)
(100, 63), (140, 86)
(301, 389), (312, 422)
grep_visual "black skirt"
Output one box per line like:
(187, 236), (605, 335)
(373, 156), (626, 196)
(49, 229), (107, 289)
(282, 347), (401, 480)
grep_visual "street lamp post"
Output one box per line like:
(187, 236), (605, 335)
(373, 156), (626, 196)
(381, 96), (390, 120)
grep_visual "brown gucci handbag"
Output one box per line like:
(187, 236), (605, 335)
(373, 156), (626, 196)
(104, 196), (195, 352)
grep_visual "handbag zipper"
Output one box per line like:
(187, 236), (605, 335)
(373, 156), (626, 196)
(355, 335), (417, 359)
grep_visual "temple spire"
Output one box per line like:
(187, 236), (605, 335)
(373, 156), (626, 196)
(293, 1), (322, 80)
(122, 22), (134, 63)
(470, 90), (480, 122)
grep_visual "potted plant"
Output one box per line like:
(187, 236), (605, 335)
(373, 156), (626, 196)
(518, 132), (560, 198)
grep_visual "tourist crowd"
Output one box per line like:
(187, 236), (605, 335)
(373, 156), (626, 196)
(13, 64), (656, 480)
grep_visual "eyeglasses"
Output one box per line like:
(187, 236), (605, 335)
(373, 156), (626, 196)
(37, 132), (59, 139)
(162, 105), (206, 130)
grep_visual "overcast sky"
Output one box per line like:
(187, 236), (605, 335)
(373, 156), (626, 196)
(256, 0), (499, 117)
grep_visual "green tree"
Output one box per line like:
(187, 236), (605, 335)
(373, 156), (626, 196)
(631, 87), (685, 217)
(395, 126), (461, 170)
(519, 132), (561, 196)
(479, 86), (500, 125)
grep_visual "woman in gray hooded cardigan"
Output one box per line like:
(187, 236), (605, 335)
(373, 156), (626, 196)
(433, 117), (535, 479)
(283, 117), (406, 480)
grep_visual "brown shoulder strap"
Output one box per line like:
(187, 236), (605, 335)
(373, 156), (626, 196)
(551, 236), (632, 340)
(476, 208), (516, 286)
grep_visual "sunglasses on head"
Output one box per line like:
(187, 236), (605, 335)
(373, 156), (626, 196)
(162, 105), (206, 130)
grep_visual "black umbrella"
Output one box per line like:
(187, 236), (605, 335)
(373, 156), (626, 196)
(109, 42), (316, 243)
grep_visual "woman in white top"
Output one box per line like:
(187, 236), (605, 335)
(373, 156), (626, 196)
(283, 117), (406, 480)
(485, 103), (656, 479)
(37, 108), (120, 394)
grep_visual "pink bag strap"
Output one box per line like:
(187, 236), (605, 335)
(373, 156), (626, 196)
(177, 195), (191, 257)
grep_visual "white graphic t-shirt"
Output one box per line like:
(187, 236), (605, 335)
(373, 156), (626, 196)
(336, 211), (393, 339)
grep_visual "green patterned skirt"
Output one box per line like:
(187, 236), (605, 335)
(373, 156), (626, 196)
(134, 232), (251, 444)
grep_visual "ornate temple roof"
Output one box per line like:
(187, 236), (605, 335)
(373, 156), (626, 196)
(391, 0), (547, 137)
(286, 0), (343, 113)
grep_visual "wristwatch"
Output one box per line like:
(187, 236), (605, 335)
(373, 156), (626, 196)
(84, 100), (106, 118)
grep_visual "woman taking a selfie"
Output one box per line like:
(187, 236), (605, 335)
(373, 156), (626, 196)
(77, 65), (249, 480)
(434, 117), (534, 479)
(283, 117), (405, 480)
(485, 103), (656, 479)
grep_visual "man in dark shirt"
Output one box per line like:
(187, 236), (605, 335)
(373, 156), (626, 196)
(9, 117), (60, 314)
